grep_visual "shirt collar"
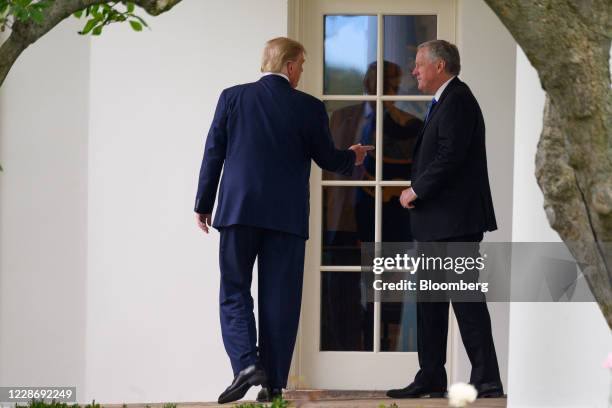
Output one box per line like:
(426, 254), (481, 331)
(433, 76), (456, 102)
(262, 72), (290, 82)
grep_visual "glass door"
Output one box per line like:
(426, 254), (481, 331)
(296, 0), (456, 390)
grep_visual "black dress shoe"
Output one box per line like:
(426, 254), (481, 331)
(217, 364), (267, 404)
(477, 388), (504, 398)
(386, 382), (446, 399)
(256, 387), (282, 402)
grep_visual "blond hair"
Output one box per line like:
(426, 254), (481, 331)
(260, 37), (306, 73)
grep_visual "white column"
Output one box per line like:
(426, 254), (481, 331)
(0, 18), (90, 402)
(507, 47), (612, 408)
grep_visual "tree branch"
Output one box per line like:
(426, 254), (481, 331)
(0, 0), (184, 87)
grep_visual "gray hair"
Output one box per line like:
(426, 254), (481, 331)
(418, 40), (461, 76)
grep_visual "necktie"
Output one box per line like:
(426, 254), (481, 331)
(360, 109), (375, 176)
(360, 110), (375, 145)
(424, 97), (437, 123)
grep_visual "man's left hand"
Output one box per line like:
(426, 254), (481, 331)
(399, 187), (417, 209)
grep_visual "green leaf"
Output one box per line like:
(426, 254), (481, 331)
(129, 20), (142, 31)
(92, 25), (102, 35)
(14, 7), (29, 21)
(126, 1), (134, 13)
(73, 9), (83, 18)
(80, 18), (97, 34)
(131, 14), (148, 27)
(31, 1), (51, 11)
(30, 7), (43, 23)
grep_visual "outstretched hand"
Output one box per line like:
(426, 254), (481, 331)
(349, 143), (375, 166)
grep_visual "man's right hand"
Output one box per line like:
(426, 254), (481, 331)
(196, 213), (212, 233)
(349, 143), (375, 166)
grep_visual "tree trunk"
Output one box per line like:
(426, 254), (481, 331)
(483, 0), (612, 328)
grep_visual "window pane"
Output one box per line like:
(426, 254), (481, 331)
(380, 198), (416, 352)
(381, 100), (428, 180)
(322, 186), (374, 266)
(324, 15), (377, 95)
(383, 15), (437, 95)
(321, 272), (374, 351)
(380, 302), (417, 351)
(323, 100), (376, 181)
(381, 187), (414, 242)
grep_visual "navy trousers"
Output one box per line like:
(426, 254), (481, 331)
(218, 224), (306, 388)
(414, 232), (503, 392)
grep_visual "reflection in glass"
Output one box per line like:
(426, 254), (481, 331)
(322, 187), (374, 266)
(382, 187), (414, 242)
(382, 100), (428, 180)
(384, 15), (437, 95)
(323, 100), (376, 181)
(321, 272), (374, 351)
(324, 15), (377, 95)
(379, 180), (418, 351)
(381, 302), (417, 351)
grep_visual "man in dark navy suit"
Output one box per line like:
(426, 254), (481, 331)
(194, 37), (373, 404)
(387, 40), (504, 399)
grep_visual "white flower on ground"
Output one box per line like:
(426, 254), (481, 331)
(605, 353), (612, 407)
(448, 382), (477, 408)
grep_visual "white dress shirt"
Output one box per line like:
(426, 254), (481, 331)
(261, 72), (290, 82)
(433, 75), (456, 102)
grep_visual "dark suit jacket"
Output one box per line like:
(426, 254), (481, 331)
(410, 77), (497, 241)
(194, 75), (356, 239)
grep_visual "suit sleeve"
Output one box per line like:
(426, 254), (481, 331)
(410, 93), (476, 200)
(194, 90), (229, 214)
(309, 100), (356, 175)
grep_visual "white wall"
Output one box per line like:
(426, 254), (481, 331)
(507, 48), (612, 408)
(85, 0), (286, 403)
(0, 1), (287, 404)
(451, 0), (516, 392)
(0, 18), (89, 399)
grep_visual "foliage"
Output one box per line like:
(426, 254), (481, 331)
(15, 399), (101, 408)
(0, 0), (156, 170)
(324, 66), (364, 95)
(16, 400), (181, 408)
(235, 397), (289, 408)
(0, 0), (149, 36)
(13, 398), (407, 408)
(15, 399), (78, 408)
(72, 1), (149, 36)
(84, 401), (101, 408)
(0, 0), (52, 31)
